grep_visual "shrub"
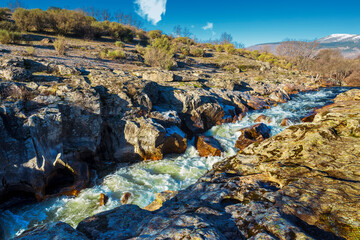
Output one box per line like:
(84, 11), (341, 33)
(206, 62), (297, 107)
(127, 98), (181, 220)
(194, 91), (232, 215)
(0, 8), (11, 21)
(106, 22), (134, 42)
(215, 44), (223, 52)
(190, 47), (205, 57)
(136, 29), (148, 44)
(148, 30), (162, 39)
(180, 46), (190, 56)
(144, 47), (173, 70)
(115, 41), (125, 48)
(25, 46), (35, 56)
(173, 37), (194, 45)
(223, 43), (236, 54)
(205, 43), (215, 50)
(151, 35), (173, 52)
(54, 37), (67, 56)
(100, 48), (125, 60)
(0, 29), (22, 44)
(0, 20), (17, 31)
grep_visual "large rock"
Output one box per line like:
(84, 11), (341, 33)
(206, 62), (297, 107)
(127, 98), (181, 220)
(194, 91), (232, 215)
(124, 118), (187, 160)
(144, 190), (178, 211)
(76, 205), (152, 239)
(235, 123), (271, 151)
(142, 70), (175, 82)
(13, 222), (89, 240)
(0, 57), (32, 81)
(196, 136), (223, 157)
(0, 82), (101, 202)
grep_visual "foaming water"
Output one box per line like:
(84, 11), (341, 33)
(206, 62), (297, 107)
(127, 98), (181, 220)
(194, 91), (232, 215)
(0, 87), (354, 239)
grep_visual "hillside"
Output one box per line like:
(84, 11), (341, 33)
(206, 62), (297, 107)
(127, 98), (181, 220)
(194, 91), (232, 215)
(248, 33), (360, 58)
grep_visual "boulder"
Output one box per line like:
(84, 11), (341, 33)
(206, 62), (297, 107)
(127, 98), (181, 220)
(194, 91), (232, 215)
(301, 112), (316, 122)
(235, 123), (271, 151)
(254, 114), (271, 124)
(0, 67), (31, 81)
(76, 205), (152, 239)
(120, 192), (132, 204)
(196, 136), (223, 157)
(124, 118), (187, 160)
(334, 89), (360, 102)
(268, 89), (290, 103)
(13, 222), (89, 240)
(280, 118), (292, 126)
(142, 70), (174, 82)
(144, 190), (178, 211)
(54, 64), (80, 76)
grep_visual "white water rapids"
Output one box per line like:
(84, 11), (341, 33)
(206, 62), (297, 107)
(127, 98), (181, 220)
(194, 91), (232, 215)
(0, 87), (354, 239)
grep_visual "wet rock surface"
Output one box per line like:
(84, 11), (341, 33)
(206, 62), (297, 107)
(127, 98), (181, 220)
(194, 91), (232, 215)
(235, 123), (271, 151)
(196, 135), (223, 157)
(16, 90), (360, 240)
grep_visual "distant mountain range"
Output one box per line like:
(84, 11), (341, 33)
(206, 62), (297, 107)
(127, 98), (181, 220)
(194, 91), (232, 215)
(248, 34), (360, 58)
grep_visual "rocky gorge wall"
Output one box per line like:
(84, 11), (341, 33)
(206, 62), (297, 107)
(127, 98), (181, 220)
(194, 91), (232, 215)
(0, 56), (305, 205)
(13, 89), (360, 240)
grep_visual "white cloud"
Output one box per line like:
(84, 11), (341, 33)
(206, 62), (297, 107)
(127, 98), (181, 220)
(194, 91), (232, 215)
(135, 0), (167, 25)
(202, 22), (213, 30)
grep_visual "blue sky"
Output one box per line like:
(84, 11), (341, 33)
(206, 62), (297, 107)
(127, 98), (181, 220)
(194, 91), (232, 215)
(1, 0), (360, 46)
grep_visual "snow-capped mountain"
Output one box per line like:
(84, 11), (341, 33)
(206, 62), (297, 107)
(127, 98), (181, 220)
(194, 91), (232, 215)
(318, 34), (360, 43)
(247, 34), (360, 58)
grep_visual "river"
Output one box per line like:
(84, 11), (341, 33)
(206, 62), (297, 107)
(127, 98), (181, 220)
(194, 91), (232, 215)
(0, 87), (354, 239)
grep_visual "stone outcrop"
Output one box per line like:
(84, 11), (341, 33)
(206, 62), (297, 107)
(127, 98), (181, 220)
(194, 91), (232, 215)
(235, 123), (271, 151)
(196, 136), (223, 157)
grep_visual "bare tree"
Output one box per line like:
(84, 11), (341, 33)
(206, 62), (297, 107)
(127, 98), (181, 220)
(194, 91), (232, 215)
(173, 25), (182, 37)
(276, 40), (319, 71)
(234, 41), (245, 49)
(7, 0), (25, 12)
(83, 6), (101, 20)
(220, 32), (233, 44)
(182, 27), (192, 38)
(101, 9), (112, 21)
(115, 10), (142, 28)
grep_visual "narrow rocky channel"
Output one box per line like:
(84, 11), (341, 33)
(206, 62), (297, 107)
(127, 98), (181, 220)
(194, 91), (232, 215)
(1, 87), (354, 239)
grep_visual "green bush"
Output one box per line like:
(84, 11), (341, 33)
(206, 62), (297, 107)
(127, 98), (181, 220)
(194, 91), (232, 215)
(106, 22), (134, 42)
(180, 46), (190, 56)
(136, 29), (148, 44)
(215, 44), (223, 52)
(144, 47), (173, 70)
(0, 20), (17, 31)
(151, 35), (173, 52)
(173, 37), (194, 45)
(100, 48), (126, 60)
(0, 8), (11, 21)
(148, 30), (162, 39)
(223, 43), (236, 54)
(54, 37), (67, 55)
(0, 29), (22, 44)
(190, 47), (205, 57)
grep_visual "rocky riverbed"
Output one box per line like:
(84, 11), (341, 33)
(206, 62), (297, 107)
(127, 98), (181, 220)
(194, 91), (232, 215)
(0, 50), (359, 240)
(10, 89), (360, 240)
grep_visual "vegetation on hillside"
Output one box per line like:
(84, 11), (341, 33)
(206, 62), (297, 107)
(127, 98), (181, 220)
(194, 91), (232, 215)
(0, 4), (359, 79)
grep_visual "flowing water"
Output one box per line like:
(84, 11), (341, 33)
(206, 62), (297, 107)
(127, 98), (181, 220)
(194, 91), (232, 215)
(0, 87), (355, 239)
